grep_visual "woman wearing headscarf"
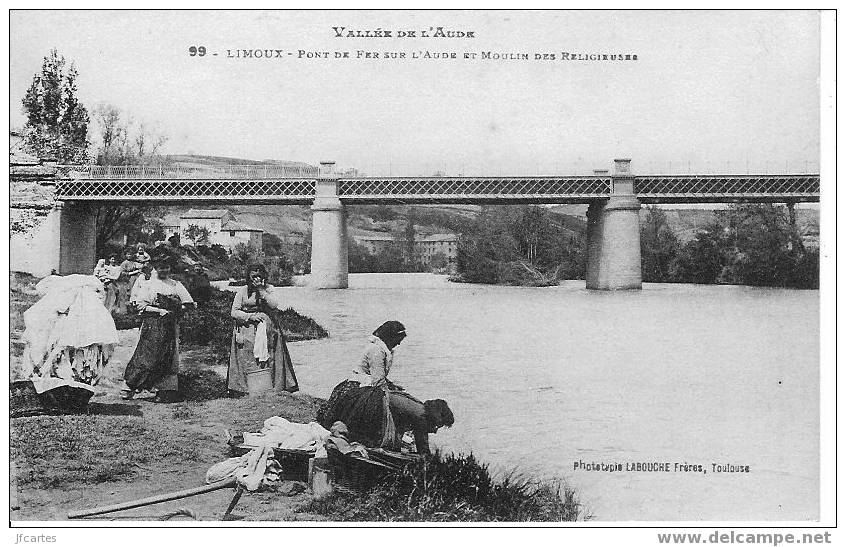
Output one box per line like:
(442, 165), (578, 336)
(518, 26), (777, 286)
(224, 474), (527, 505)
(318, 321), (454, 455)
(121, 255), (195, 403)
(352, 320), (407, 388)
(227, 263), (299, 397)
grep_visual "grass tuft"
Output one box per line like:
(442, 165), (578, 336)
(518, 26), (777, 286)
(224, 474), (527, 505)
(300, 451), (585, 522)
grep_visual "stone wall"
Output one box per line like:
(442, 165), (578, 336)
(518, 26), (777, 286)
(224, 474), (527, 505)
(10, 155), (62, 276)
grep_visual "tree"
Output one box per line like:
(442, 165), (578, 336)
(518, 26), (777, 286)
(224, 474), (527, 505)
(401, 208), (418, 268)
(348, 239), (379, 273)
(133, 120), (168, 162)
(510, 206), (560, 265)
(93, 103), (169, 165)
(184, 224), (211, 246)
(93, 206), (166, 254)
(90, 103), (171, 253)
(21, 48), (90, 163)
(93, 206), (146, 255)
(640, 206), (682, 282)
(92, 103), (132, 165)
(676, 228), (725, 284)
(725, 204), (794, 287)
(232, 242), (266, 269)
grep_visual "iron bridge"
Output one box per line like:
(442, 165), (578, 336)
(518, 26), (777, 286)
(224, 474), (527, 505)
(54, 171), (820, 204)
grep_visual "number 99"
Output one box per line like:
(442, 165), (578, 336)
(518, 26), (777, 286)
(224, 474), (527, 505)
(189, 46), (206, 57)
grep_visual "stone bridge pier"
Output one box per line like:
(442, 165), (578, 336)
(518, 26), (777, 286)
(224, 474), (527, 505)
(309, 161), (349, 289)
(585, 159), (642, 290)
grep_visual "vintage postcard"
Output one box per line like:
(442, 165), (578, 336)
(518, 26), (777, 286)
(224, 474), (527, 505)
(6, 8), (835, 540)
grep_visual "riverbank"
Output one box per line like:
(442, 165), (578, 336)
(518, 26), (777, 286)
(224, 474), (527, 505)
(11, 389), (583, 521)
(10, 271), (583, 522)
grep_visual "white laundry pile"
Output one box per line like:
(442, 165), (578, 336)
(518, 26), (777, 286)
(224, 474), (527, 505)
(21, 274), (119, 393)
(242, 417), (330, 451)
(205, 446), (283, 491)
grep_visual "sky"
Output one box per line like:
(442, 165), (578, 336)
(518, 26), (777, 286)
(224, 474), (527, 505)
(9, 10), (820, 176)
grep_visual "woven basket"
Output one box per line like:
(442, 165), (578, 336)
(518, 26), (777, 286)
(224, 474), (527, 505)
(232, 445), (313, 481)
(9, 381), (94, 418)
(10, 381), (50, 418)
(326, 445), (400, 492)
(38, 385), (94, 413)
(367, 448), (424, 468)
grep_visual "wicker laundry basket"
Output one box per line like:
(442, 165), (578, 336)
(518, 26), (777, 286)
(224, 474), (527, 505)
(326, 445), (401, 492)
(10, 380), (94, 418)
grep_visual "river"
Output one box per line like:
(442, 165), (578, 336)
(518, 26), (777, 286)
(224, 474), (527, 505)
(272, 273), (818, 521)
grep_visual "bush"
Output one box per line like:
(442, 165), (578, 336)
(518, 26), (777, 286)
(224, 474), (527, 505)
(277, 308), (329, 341)
(301, 451), (583, 522)
(179, 286), (329, 364)
(179, 287), (235, 363)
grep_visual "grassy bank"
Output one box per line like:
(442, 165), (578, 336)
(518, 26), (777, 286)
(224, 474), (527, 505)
(301, 451), (584, 522)
(11, 391), (327, 520)
(12, 390), (585, 521)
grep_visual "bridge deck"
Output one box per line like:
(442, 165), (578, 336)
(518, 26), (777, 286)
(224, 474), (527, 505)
(53, 174), (820, 204)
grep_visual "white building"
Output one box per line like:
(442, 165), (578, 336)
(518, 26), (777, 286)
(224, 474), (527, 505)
(353, 233), (459, 266)
(165, 209), (263, 251)
(417, 234), (459, 266)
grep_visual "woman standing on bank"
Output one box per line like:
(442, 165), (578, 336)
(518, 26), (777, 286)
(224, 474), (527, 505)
(121, 255), (195, 403)
(227, 264), (299, 397)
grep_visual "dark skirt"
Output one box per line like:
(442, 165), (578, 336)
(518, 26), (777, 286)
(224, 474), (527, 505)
(227, 313), (299, 394)
(124, 294), (182, 392)
(124, 312), (177, 391)
(318, 381), (396, 449)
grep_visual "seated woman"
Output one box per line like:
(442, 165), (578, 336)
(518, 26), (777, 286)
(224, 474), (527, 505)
(121, 255), (195, 403)
(227, 263), (299, 396)
(318, 321), (454, 455)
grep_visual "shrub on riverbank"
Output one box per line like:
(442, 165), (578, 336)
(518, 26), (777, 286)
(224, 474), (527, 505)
(301, 452), (584, 522)
(119, 286), (329, 365)
(642, 204), (819, 289)
(454, 205), (586, 286)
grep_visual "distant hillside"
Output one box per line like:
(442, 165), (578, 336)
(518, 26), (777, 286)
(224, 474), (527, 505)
(156, 155), (591, 241)
(550, 204), (819, 244)
(163, 154), (314, 169)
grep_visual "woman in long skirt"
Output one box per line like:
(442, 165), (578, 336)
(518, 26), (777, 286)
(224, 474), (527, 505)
(227, 263), (299, 397)
(121, 255), (195, 403)
(317, 321), (454, 454)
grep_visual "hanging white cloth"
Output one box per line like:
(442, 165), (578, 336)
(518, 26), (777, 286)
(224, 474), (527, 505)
(253, 320), (270, 362)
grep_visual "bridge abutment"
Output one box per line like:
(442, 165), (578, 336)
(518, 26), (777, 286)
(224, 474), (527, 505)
(585, 160), (643, 290)
(309, 162), (349, 289)
(58, 201), (98, 274)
